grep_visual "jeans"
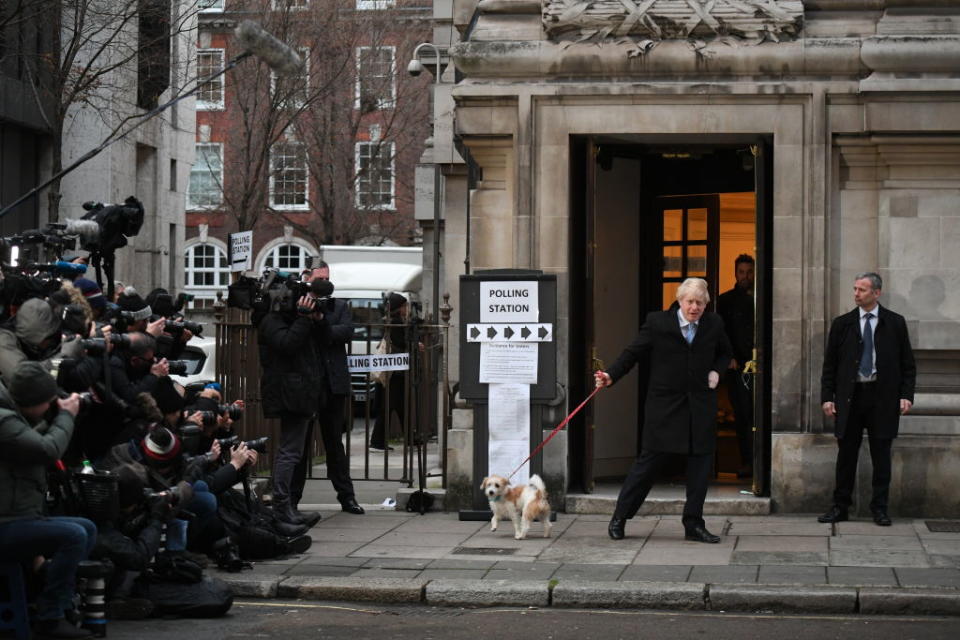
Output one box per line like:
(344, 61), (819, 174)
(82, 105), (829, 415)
(0, 516), (97, 620)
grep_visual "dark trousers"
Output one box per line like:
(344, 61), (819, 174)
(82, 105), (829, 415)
(292, 395), (356, 506)
(371, 373), (405, 448)
(725, 369), (754, 467)
(832, 382), (892, 512)
(0, 516), (97, 621)
(614, 450), (712, 531)
(273, 412), (310, 503)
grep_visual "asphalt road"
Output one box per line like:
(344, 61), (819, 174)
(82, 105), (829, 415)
(99, 600), (960, 640)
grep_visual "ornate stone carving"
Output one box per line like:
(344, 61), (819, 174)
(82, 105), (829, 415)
(542, 0), (803, 51)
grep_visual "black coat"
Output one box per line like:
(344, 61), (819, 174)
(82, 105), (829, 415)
(717, 286), (754, 367)
(606, 310), (733, 455)
(820, 306), (916, 439)
(257, 312), (323, 418)
(312, 298), (354, 397)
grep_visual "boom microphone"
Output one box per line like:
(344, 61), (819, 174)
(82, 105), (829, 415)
(63, 219), (102, 245)
(234, 20), (303, 76)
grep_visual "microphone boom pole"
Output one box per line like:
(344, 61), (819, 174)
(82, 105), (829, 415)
(0, 21), (302, 221)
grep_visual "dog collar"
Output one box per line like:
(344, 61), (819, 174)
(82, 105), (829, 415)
(489, 496), (501, 502)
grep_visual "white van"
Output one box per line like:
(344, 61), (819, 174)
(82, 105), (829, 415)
(320, 245), (423, 404)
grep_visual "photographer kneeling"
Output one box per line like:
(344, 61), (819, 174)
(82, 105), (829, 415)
(0, 362), (95, 639)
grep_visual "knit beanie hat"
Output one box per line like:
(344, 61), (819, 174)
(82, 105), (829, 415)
(141, 426), (181, 463)
(386, 292), (407, 314)
(117, 287), (152, 322)
(8, 362), (59, 408)
(74, 278), (106, 311)
(152, 376), (185, 415)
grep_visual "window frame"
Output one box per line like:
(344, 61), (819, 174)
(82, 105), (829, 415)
(195, 48), (225, 111)
(356, 0), (395, 9)
(198, 0), (224, 12)
(187, 142), (224, 211)
(271, 47), (310, 110)
(259, 242), (312, 274)
(269, 139), (309, 211)
(183, 241), (230, 308)
(354, 45), (396, 111)
(354, 141), (395, 211)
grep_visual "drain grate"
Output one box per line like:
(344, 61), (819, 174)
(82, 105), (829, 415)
(451, 547), (517, 556)
(926, 520), (960, 533)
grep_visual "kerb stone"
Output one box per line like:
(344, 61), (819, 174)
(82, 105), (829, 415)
(859, 588), (960, 616)
(220, 576), (280, 598)
(552, 581), (706, 609)
(277, 577), (427, 603)
(425, 579), (549, 607)
(709, 585), (856, 613)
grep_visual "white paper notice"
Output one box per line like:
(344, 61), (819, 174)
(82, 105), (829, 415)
(479, 342), (538, 384)
(488, 441), (529, 486)
(488, 383), (530, 441)
(480, 281), (539, 323)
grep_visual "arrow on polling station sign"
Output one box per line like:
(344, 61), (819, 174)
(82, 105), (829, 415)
(466, 323), (553, 343)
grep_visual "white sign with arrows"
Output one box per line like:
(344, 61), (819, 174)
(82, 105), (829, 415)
(466, 323), (553, 343)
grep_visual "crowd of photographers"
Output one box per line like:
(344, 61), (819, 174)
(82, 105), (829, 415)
(0, 269), (320, 639)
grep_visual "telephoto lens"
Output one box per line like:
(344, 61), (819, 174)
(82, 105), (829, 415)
(166, 360), (189, 376)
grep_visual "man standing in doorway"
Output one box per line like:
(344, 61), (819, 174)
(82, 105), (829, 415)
(717, 254), (755, 478)
(596, 278), (732, 542)
(819, 272), (915, 526)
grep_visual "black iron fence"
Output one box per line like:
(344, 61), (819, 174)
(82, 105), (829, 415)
(212, 300), (451, 488)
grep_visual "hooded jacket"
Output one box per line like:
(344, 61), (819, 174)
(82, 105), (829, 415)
(0, 297), (86, 385)
(0, 381), (75, 522)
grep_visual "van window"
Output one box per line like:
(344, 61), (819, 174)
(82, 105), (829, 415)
(348, 298), (385, 341)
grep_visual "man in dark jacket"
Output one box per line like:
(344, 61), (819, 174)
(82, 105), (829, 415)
(596, 278), (732, 543)
(257, 289), (323, 525)
(0, 362), (94, 639)
(290, 264), (364, 516)
(818, 272), (916, 526)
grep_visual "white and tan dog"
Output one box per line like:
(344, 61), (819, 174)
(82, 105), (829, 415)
(481, 474), (552, 540)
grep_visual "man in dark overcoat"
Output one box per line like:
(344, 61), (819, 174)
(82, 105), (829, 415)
(818, 272), (915, 526)
(596, 278), (732, 542)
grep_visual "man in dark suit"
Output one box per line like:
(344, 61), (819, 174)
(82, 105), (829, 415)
(819, 272), (915, 526)
(290, 263), (365, 517)
(596, 278), (733, 542)
(717, 254), (755, 478)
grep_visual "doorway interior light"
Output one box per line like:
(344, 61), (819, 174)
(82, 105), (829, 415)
(662, 153), (692, 159)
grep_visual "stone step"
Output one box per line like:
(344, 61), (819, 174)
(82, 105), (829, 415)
(566, 484), (771, 516)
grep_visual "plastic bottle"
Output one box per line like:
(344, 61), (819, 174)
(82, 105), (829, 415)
(80, 460), (96, 475)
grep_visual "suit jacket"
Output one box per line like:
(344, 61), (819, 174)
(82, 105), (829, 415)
(606, 310), (733, 455)
(820, 306), (916, 439)
(312, 298), (354, 397)
(717, 286), (754, 368)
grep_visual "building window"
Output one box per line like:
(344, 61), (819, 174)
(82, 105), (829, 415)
(272, 0), (309, 9)
(198, 0), (224, 11)
(356, 0), (395, 9)
(196, 49), (225, 110)
(184, 243), (229, 308)
(355, 46), (395, 111)
(355, 141), (394, 210)
(270, 141), (308, 210)
(187, 143), (223, 210)
(262, 243), (311, 273)
(271, 47), (309, 109)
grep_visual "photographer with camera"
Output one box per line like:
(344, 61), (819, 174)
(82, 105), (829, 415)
(0, 296), (90, 386)
(294, 264), (364, 516)
(144, 288), (200, 362)
(108, 332), (169, 405)
(256, 279), (326, 527)
(0, 362), (96, 639)
(114, 288), (165, 337)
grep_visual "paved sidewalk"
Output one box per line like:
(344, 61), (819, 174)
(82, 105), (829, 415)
(213, 510), (960, 615)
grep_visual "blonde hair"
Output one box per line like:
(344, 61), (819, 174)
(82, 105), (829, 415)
(675, 278), (710, 304)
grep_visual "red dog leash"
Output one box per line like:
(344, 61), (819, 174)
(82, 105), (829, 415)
(507, 385), (603, 481)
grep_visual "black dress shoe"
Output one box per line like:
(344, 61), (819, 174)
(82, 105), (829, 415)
(608, 516), (625, 540)
(872, 510), (892, 526)
(817, 505), (849, 523)
(684, 526), (721, 543)
(341, 498), (365, 515)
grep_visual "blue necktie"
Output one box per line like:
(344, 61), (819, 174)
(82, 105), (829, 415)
(859, 312), (874, 378)
(685, 323), (696, 344)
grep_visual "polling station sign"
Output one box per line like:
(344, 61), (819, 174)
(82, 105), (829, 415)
(480, 280), (538, 323)
(348, 353), (410, 373)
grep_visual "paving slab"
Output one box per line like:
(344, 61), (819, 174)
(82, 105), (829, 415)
(859, 588), (960, 616)
(295, 557), (368, 568)
(561, 520), (656, 538)
(309, 528), (387, 544)
(735, 535), (828, 552)
(620, 565), (692, 582)
(920, 539), (960, 555)
(362, 558), (432, 570)
(427, 559), (498, 570)
(351, 545), (452, 559)
(894, 567), (960, 588)
(689, 565), (758, 584)
(278, 576), (427, 603)
(484, 564), (559, 581)
(552, 581), (706, 609)
(708, 584), (856, 613)
(836, 521), (918, 537)
(914, 520), (960, 539)
(538, 547), (639, 565)
(350, 568), (423, 579)
(425, 579), (549, 607)
(373, 532), (473, 547)
(297, 541), (368, 558)
(391, 518), (487, 534)
(757, 565), (827, 585)
(551, 563), (627, 581)
(727, 522), (831, 537)
(418, 569), (489, 581)
(826, 566), (898, 586)
(634, 539), (735, 566)
(731, 551), (828, 566)
(829, 549), (930, 568)
(928, 555), (960, 569)
(830, 535), (923, 551)
(283, 564), (361, 578)
(649, 517), (728, 539)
